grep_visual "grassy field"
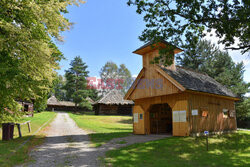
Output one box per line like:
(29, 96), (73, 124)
(0, 111), (56, 167)
(104, 130), (250, 167)
(69, 112), (133, 147)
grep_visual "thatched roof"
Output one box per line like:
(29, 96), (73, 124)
(95, 90), (134, 105)
(47, 96), (75, 107)
(86, 97), (94, 104)
(161, 66), (237, 98)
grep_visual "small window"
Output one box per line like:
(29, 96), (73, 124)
(223, 109), (228, 118)
(139, 113), (143, 120)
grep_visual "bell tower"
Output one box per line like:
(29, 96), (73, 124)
(133, 40), (183, 71)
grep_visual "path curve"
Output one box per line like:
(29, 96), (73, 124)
(24, 112), (169, 167)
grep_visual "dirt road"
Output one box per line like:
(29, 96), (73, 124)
(25, 112), (169, 167)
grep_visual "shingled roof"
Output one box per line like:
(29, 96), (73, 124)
(47, 96), (75, 107)
(161, 66), (237, 98)
(95, 90), (134, 105)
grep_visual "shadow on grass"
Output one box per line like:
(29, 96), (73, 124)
(105, 131), (250, 167)
(90, 132), (133, 147)
(4, 133), (131, 166)
(117, 119), (133, 124)
(0, 135), (45, 167)
(58, 110), (95, 116)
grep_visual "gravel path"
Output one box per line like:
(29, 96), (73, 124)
(24, 112), (170, 167)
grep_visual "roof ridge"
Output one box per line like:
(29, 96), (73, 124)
(98, 89), (117, 103)
(175, 65), (209, 76)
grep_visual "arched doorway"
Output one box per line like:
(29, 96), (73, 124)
(149, 103), (172, 134)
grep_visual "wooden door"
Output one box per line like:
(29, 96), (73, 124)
(133, 105), (145, 134)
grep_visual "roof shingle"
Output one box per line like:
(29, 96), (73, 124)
(95, 90), (134, 105)
(161, 66), (237, 98)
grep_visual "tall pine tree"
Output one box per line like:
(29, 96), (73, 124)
(64, 56), (91, 108)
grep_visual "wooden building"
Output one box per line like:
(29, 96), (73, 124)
(17, 100), (34, 116)
(47, 96), (94, 111)
(124, 41), (239, 136)
(94, 90), (134, 115)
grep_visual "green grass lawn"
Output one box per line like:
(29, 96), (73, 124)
(104, 130), (250, 167)
(0, 111), (56, 167)
(69, 112), (132, 147)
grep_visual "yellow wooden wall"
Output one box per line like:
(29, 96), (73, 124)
(133, 93), (189, 136)
(132, 92), (237, 136)
(133, 105), (145, 134)
(130, 50), (180, 100)
(188, 93), (237, 134)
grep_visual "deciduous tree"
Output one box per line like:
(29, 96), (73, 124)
(0, 0), (84, 120)
(99, 62), (132, 96)
(128, 0), (250, 64)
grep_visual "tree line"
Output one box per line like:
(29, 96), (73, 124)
(50, 57), (133, 111)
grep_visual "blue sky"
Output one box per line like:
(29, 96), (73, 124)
(56, 0), (250, 83)
(57, 0), (145, 78)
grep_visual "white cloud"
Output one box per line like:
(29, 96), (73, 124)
(132, 74), (138, 78)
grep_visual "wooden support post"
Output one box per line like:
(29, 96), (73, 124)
(17, 124), (22, 138)
(27, 122), (31, 133)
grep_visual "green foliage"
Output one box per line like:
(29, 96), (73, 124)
(87, 88), (99, 102)
(34, 93), (48, 112)
(79, 99), (93, 111)
(99, 61), (119, 95)
(99, 62), (132, 95)
(0, 101), (22, 123)
(177, 40), (250, 99)
(64, 56), (92, 107)
(236, 97), (250, 120)
(0, 0), (83, 118)
(118, 64), (133, 94)
(53, 74), (67, 101)
(128, 0), (250, 63)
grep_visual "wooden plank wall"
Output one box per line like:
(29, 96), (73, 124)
(133, 105), (145, 134)
(188, 93), (237, 134)
(132, 92), (236, 136)
(172, 100), (189, 136)
(133, 93), (188, 135)
(130, 50), (180, 100)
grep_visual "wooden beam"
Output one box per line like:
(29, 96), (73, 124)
(155, 66), (186, 91)
(124, 68), (145, 100)
(185, 90), (240, 101)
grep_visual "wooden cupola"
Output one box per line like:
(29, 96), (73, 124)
(133, 40), (183, 71)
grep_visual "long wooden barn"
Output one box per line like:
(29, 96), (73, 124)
(94, 90), (134, 115)
(124, 40), (239, 136)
